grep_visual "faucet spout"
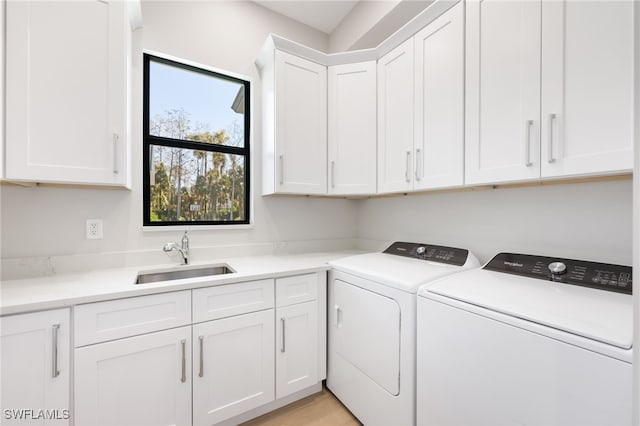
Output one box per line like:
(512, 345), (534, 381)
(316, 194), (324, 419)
(163, 233), (190, 265)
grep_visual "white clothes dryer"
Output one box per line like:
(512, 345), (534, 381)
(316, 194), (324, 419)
(417, 252), (633, 425)
(327, 242), (480, 425)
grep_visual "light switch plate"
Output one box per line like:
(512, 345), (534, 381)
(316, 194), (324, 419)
(86, 219), (103, 240)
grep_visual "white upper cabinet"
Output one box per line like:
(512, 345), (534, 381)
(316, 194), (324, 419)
(465, 0), (542, 185)
(5, 0), (130, 187)
(328, 61), (377, 195)
(540, 0), (634, 177)
(378, 2), (465, 194)
(466, 0), (634, 185)
(260, 49), (327, 195)
(413, 2), (465, 190)
(377, 38), (415, 194)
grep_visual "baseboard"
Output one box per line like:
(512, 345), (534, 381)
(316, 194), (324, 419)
(218, 382), (323, 426)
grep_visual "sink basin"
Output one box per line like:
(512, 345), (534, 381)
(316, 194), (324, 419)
(135, 264), (235, 284)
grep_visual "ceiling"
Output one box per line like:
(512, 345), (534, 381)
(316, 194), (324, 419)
(254, 0), (360, 34)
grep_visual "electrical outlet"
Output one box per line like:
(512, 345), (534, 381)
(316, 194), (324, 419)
(86, 219), (103, 240)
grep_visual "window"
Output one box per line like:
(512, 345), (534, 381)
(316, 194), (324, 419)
(143, 54), (250, 226)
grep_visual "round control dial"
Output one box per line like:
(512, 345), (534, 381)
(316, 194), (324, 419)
(548, 262), (567, 275)
(416, 246), (426, 255)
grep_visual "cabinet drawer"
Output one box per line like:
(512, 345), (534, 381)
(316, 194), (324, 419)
(192, 279), (275, 323)
(74, 291), (191, 347)
(276, 273), (318, 307)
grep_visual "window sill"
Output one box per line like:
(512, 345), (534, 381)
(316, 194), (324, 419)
(142, 223), (254, 232)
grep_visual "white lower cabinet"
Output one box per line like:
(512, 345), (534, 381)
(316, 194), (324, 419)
(72, 274), (326, 425)
(0, 309), (70, 425)
(192, 310), (275, 426)
(74, 326), (192, 426)
(276, 301), (318, 399)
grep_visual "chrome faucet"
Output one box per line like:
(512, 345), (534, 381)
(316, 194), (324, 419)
(163, 231), (189, 265)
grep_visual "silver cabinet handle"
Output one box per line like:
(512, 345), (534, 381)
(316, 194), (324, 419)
(405, 151), (411, 183)
(113, 134), (119, 175)
(280, 317), (286, 353)
(180, 339), (186, 383)
(279, 155), (284, 185)
(331, 161), (336, 189)
(525, 120), (533, 167)
(52, 324), (60, 378)
(198, 336), (204, 378)
(548, 113), (556, 163)
(415, 148), (421, 181)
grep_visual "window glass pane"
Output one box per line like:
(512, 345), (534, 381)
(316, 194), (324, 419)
(149, 60), (245, 147)
(149, 145), (246, 222)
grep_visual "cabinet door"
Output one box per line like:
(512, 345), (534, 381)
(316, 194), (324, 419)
(193, 310), (275, 426)
(0, 0), (4, 181)
(1, 309), (70, 425)
(5, 0), (128, 186)
(328, 61), (377, 195)
(276, 301), (318, 399)
(74, 327), (192, 426)
(414, 2), (464, 190)
(377, 38), (415, 193)
(465, 0), (541, 184)
(275, 50), (327, 194)
(541, 0), (634, 177)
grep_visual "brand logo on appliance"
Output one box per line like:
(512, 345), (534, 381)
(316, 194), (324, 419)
(504, 261), (524, 268)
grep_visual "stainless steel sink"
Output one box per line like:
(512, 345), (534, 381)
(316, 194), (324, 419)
(135, 264), (235, 284)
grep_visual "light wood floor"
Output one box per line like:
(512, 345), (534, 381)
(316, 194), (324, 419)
(241, 387), (361, 426)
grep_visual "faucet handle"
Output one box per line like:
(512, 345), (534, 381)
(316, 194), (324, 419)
(181, 231), (189, 252)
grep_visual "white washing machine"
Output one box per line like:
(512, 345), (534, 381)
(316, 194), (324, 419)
(327, 242), (480, 425)
(417, 252), (633, 425)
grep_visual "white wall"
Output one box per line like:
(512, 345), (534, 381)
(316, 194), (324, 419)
(329, 0), (400, 52)
(0, 1), (358, 268)
(356, 179), (633, 266)
(328, 0), (431, 53)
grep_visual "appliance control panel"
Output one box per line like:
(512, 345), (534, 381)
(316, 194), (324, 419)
(383, 242), (469, 266)
(484, 253), (632, 295)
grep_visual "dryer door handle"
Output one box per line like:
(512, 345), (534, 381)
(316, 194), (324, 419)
(334, 304), (342, 328)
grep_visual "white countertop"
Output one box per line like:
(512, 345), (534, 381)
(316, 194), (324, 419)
(0, 251), (362, 316)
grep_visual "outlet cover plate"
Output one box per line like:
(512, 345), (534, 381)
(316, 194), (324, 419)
(86, 219), (103, 240)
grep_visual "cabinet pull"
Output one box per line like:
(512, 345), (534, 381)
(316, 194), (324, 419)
(331, 161), (336, 189)
(52, 324), (60, 378)
(280, 317), (286, 353)
(334, 304), (341, 328)
(279, 155), (284, 185)
(415, 148), (421, 181)
(405, 151), (411, 183)
(198, 336), (204, 378)
(180, 339), (186, 383)
(525, 120), (533, 167)
(547, 113), (556, 163)
(113, 134), (119, 175)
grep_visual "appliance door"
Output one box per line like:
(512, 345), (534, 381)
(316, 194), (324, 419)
(331, 279), (401, 395)
(417, 296), (632, 426)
